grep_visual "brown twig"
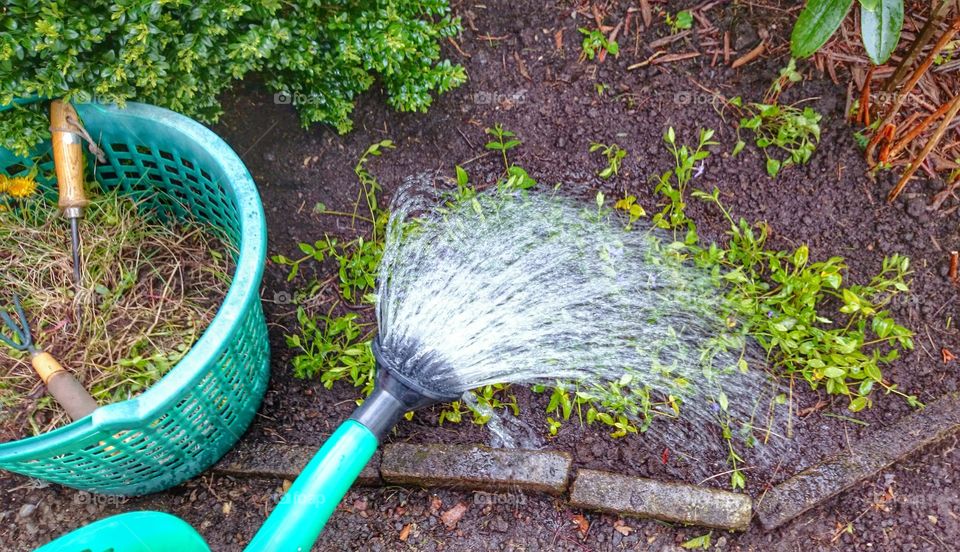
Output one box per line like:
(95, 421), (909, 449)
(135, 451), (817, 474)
(888, 93), (960, 202)
(731, 42), (764, 69)
(859, 66), (875, 126)
(888, 98), (958, 159)
(874, 14), (960, 142)
(723, 31), (731, 65)
(950, 251), (959, 284)
(883, 0), (954, 93)
(652, 52), (701, 65)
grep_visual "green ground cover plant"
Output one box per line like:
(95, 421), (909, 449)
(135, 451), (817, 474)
(282, 125), (915, 490)
(0, 0), (465, 156)
(590, 142), (627, 179)
(664, 10), (694, 34)
(578, 28), (619, 61)
(730, 61), (823, 177)
(643, 127), (916, 415)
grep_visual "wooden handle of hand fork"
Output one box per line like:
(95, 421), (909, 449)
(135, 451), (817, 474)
(50, 100), (89, 216)
(31, 351), (99, 420)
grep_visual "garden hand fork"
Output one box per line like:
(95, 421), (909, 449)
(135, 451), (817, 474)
(1, 294), (98, 420)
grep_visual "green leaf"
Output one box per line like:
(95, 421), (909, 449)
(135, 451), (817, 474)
(791, 0), (855, 58)
(794, 245), (809, 266)
(849, 396), (870, 412)
(860, 0), (903, 64)
(766, 157), (782, 177)
(676, 11), (694, 30)
(455, 165), (468, 186)
(717, 392), (729, 412)
(824, 366), (845, 379)
(681, 533), (712, 549)
(732, 140), (746, 156)
(731, 470), (746, 490)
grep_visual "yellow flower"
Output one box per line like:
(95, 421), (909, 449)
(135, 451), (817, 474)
(0, 174), (8, 194)
(5, 176), (37, 199)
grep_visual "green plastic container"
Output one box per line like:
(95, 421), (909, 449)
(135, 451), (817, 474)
(0, 101), (270, 495)
(35, 511), (211, 552)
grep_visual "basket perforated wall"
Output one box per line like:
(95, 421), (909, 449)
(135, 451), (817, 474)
(0, 102), (269, 495)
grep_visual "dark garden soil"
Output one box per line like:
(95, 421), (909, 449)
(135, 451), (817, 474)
(3, 0), (960, 550)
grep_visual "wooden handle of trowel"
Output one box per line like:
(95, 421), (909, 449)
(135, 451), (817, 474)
(50, 100), (89, 214)
(31, 352), (98, 420)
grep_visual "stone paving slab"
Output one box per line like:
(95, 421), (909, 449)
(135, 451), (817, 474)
(755, 392), (960, 530)
(213, 440), (382, 486)
(380, 443), (572, 495)
(569, 469), (752, 530)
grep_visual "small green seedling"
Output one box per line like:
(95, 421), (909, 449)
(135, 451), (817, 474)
(485, 123), (521, 171)
(734, 97), (822, 177)
(664, 10), (694, 34)
(579, 27), (619, 61)
(614, 195), (646, 229)
(590, 142), (627, 179)
(730, 61), (822, 177)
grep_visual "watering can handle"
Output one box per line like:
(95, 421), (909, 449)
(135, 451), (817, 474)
(244, 419), (379, 552)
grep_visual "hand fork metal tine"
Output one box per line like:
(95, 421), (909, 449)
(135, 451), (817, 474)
(0, 295), (34, 353)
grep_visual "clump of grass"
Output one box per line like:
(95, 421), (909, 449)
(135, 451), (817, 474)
(0, 184), (233, 439)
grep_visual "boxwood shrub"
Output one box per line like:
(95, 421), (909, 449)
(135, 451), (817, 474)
(0, 0), (466, 155)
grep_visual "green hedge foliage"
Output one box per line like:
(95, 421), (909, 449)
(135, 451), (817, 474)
(0, 0), (466, 156)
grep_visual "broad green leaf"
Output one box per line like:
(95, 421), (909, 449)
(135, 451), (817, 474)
(860, 0), (903, 64)
(791, 0), (855, 58)
(681, 533), (712, 549)
(766, 157), (782, 177)
(849, 396), (869, 412)
(732, 140), (746, 156)
(824, 366), (845, 379)
(717, 392), (729, 412)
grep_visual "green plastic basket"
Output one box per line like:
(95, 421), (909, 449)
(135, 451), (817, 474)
(0, 101), (270, 496)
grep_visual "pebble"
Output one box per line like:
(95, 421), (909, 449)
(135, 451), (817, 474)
(18, 503), (36, 519)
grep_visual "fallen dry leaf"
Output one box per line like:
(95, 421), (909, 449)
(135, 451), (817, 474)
(430, 496), (442, 513)
(399, 524), (411, 542)
(571, 514), (590, 536)
(440, 502), (468, 529)
(943, 347), (956, 364)
(222, 501), (232, 515)
(613, 519), (634, 536)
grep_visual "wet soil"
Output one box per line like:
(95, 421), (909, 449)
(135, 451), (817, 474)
(3, 0), (960, 550)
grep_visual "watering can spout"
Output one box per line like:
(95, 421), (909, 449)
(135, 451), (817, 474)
(349, 371), (414, 442)
(351, 337), (459, 440)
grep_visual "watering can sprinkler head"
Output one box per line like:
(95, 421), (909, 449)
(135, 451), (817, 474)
(350, 337), (459, 441)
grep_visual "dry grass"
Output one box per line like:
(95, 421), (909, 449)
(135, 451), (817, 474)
(0, 186), (233, 439)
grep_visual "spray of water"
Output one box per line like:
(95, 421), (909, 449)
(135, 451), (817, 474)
(375, 185), (783, 461)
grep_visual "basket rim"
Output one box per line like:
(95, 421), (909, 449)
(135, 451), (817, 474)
(0, 100), (268, 461)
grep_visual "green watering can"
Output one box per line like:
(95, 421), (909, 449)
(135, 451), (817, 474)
(37, 339), (459, 551)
